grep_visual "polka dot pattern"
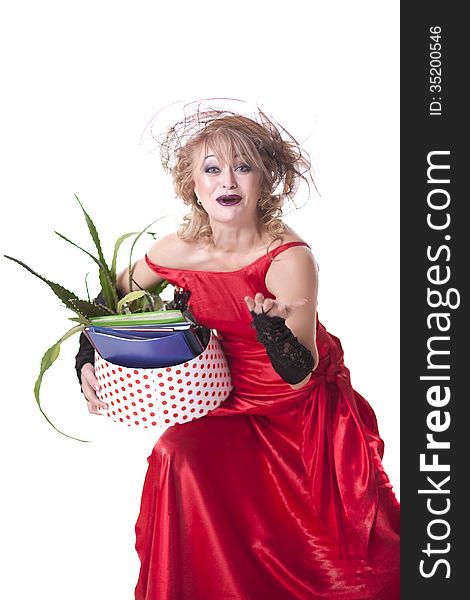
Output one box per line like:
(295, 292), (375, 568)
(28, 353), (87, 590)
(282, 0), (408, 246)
(95, 332), (232, 428)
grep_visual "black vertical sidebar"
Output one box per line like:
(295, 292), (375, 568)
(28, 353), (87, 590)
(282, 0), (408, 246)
(401, 3), (467, 599)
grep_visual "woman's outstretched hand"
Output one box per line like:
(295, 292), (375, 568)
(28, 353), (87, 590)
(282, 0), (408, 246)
(244, 292), (308, 320)
(81, 363), (109, 415)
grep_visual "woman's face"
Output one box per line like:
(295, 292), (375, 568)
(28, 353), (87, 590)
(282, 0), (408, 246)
(192, 144), (262, 226)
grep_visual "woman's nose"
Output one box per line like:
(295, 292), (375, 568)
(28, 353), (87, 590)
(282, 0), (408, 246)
(221, 168), (237, 189)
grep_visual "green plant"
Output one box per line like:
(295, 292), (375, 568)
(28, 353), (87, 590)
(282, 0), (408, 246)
(4, 194), (170, 441)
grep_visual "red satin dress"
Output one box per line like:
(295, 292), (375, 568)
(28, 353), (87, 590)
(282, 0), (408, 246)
(135, 241), (400, 600)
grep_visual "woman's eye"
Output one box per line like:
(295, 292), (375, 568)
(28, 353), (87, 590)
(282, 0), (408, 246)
(205, 166), (220, 174)
(236, 164), (252, 172)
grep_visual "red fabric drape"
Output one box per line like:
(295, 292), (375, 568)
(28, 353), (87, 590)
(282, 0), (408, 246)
(135, 243), (400, 599)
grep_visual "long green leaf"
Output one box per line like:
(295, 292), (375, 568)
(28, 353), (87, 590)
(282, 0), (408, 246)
(111, 231), (139, 280)
(54, 230), (118, 311)
(54, 231), (114, 283)
(74, 195), (118, 310)
(74, 194), (108, 268)
(4, 255), (81, 313)
(69, 316), (90, 325)
(111, 230), (158, 279)
(98, 270), (117, 312)
(128, 217), (164, 291)
(69, 298), (114, 318)
(84, 272), (91, 302)
(34, 325), (89, 442)
(152, 279), (170, 296)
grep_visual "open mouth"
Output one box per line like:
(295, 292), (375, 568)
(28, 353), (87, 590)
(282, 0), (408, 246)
(216, 195), (242, 206)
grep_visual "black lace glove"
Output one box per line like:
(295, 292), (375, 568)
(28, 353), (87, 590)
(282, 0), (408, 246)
(250, 311), (315, 385)
(75, 331), (95, 385)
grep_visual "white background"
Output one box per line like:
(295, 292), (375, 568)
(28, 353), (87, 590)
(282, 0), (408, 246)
(0, 2), (399, 598)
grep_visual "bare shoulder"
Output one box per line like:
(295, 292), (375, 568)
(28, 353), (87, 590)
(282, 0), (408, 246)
(266, 227), (318, 294)
(274, 225), (317, 268)
(147, 233), (201, 269)
(268, 244), (318, 280)
(147, 232), (182, 260)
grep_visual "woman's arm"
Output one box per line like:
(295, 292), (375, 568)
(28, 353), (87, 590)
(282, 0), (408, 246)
(246, 245), (319, 389)
(116, 233), (188, 293)
(265, 245), (319, 357)
(116, 251), (164, 294)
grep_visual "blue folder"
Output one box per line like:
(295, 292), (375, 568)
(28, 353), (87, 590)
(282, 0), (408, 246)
(84, 326), (197, 368)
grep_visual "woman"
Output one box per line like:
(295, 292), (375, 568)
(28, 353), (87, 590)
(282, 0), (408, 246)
(77, 105), (400, 599)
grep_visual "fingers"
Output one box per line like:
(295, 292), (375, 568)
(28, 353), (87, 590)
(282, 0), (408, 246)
(244, 295), (256, 312)
(244, 293), (274, 315)
(253, 292), (272, 315)
(81, 363), (108, 416)
(261, 297), (275, 314)
(244, 294), (309, 319)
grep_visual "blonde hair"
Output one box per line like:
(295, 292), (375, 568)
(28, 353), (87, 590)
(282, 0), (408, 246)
(171, 113), (311, 243)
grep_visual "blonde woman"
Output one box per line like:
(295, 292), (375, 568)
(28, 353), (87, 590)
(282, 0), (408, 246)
(77, 102), (400, 600)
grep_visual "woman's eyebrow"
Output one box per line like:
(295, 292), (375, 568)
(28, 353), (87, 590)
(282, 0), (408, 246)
(202, 153), (244, 163)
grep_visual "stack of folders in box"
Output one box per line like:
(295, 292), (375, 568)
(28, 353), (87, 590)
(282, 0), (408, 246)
(83, 310), (206, 368)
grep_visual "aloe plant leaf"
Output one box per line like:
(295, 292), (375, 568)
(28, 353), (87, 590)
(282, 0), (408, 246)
(54, 230), (117, 310)
(69, 298), (115, 318)
(117, 290), (148, 314)
(128, 217), (164, 291)
(152, 279), (170, 296)
(111, 231), (158, 279)
(69, 316), (90, 325)
(4, 255), (81, 313)
(97, 271), (118, 312)
(74, 194), (108, 267)
(85, 273), (91, 302)
(34, 325), (90, 443)
(111, 232), (139, 279)
(54, 231), (109, 274)
(74, 195), (118, 310)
